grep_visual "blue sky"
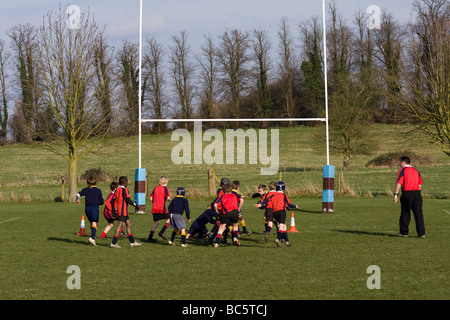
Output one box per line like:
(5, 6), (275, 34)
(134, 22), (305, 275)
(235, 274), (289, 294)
(0, 0), (416, 50)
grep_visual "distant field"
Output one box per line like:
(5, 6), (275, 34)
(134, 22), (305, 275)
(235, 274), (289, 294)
(1, 124), (450, 202)
(0, 198), (449, 300)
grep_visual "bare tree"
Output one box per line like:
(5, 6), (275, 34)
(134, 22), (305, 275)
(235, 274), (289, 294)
(36, 6), (113, 201)
(144, 38), (166, 133)
(252, 29), (273, 120)
(94, 34), (114, 130)
(278, 17), (296, 123)
(328, 77), (377, 169)
(354, 10), (381, 122)
(0, 39), (9, 145)
(391, 0), (450, 155)
(117, 40), (141, 135)
(373, 11), (406, 122)
(217, 29), (251, 120)
(7, 24), (41, 142)
(170, 30), (195, 128)
(299, 16), (325, 117)
(327, 3), (354, 86)
(197, 35), (218, 122)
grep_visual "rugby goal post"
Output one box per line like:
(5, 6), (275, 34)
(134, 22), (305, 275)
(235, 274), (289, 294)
(134, 0), (334, 214)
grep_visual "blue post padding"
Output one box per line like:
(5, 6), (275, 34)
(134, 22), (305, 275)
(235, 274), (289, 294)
(135, 168), (146, 181)
(323, 165), (335, 178)
(134, 193), (146, 205)
(322, 190), (334, 203)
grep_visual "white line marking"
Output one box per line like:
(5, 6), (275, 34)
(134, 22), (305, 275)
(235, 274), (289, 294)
(0, 217), (21, 224)
(443, 210), (450, 215)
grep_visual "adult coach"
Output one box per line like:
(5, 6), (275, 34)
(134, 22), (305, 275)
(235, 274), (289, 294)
(394, 156), (426, 238)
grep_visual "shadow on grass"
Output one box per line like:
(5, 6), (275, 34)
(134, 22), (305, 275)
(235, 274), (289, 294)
(332, 229), (397, 237)
(297, 208), (323, 214)
(47, 236), (92, 245)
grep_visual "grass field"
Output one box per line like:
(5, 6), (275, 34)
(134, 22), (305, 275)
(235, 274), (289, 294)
(1, 124), (449, 300)
(0, 198), (449, 300)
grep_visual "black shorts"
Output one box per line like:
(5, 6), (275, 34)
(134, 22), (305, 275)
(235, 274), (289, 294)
(105, 218), (115, 224)
(264, 208), (274, 222)
(118, 215), (129, 222)
(218, 209), (239, 225)
(153, 213), (170, 221)
(273, 210), (286, 224)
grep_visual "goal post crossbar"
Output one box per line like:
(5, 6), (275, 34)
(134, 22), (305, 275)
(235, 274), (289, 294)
(140, 118), (327, 123)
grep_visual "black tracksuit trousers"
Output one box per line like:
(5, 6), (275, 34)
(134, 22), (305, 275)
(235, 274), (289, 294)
(399, 190), (425, 236)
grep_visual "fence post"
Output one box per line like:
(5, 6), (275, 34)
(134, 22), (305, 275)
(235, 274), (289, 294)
(208, 168), (216, 196)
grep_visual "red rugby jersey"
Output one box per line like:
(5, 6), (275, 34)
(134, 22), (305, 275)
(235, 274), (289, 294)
(115, 186), (130, 217)
(215, 193), (239, 214)
(397, 166), (423, 191)
(150, 185), (170, 214)
(264, 191), (295, 212)
(103, 191), (116, 219)
(263, 190), (277, 209)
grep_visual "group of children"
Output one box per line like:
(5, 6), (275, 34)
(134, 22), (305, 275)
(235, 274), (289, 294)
(76, 174), (298, 248)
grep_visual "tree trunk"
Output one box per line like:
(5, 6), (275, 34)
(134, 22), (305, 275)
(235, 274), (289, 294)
(343, 155), (350, 170)
(68, 156), (78, 202)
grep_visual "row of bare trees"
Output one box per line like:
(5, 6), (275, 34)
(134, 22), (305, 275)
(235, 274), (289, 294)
(0, 0), (448, 199)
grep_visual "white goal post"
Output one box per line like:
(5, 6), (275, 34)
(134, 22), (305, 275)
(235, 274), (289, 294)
(135, 0), (334, 213)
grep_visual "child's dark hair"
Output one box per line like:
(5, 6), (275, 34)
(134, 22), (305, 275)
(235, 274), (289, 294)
(220, 177), (230, 188)
(258, 184), (266, 190)
(399, 156), (411, 164)
(231, 180), (240, 189)
(222, 184), (232, 193)
(268, 181), (277, 190)
(119, 176), (128, 185)
(87, 176), (96, 187)
(110, 181), (118, 191)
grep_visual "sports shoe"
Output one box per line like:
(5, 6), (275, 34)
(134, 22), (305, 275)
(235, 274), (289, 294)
(274, 239), (281, 248)
(397, 233), (408, 237)
(213, 243), (219, 248)
(168, 241), (175, 246)
(233, 239), (241, 247)
(110, 243), (121, 248)
(264, 232), (269, 243)
(181, 243), (188, 247)
(285, 241), (292, 247)
(159, 232), (167, 240)
(130, 242), (142, 247)
(88, 238), (97, 246)
(245, 230), (252, 235)
(419, 235), (426, 239)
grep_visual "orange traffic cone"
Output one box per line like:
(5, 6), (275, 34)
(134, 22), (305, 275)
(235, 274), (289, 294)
(287, 212), (299, 233)
(76, 215), (89, 236)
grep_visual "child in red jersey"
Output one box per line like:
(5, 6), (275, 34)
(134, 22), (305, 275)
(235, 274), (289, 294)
(110, 176), (141, 248)
(99, 182), (118, 239)
(231, 180), (251, 235)
(214, 183), (241, 247)
(257, 181), (297, 247)
(252, 183), (274, 242)
(256, 181), (277, 242)
(147, 175), (172, 242)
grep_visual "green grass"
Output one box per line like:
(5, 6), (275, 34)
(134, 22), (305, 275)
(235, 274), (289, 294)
(1, 198), (449, 300)
(1, 123), (449, 300)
